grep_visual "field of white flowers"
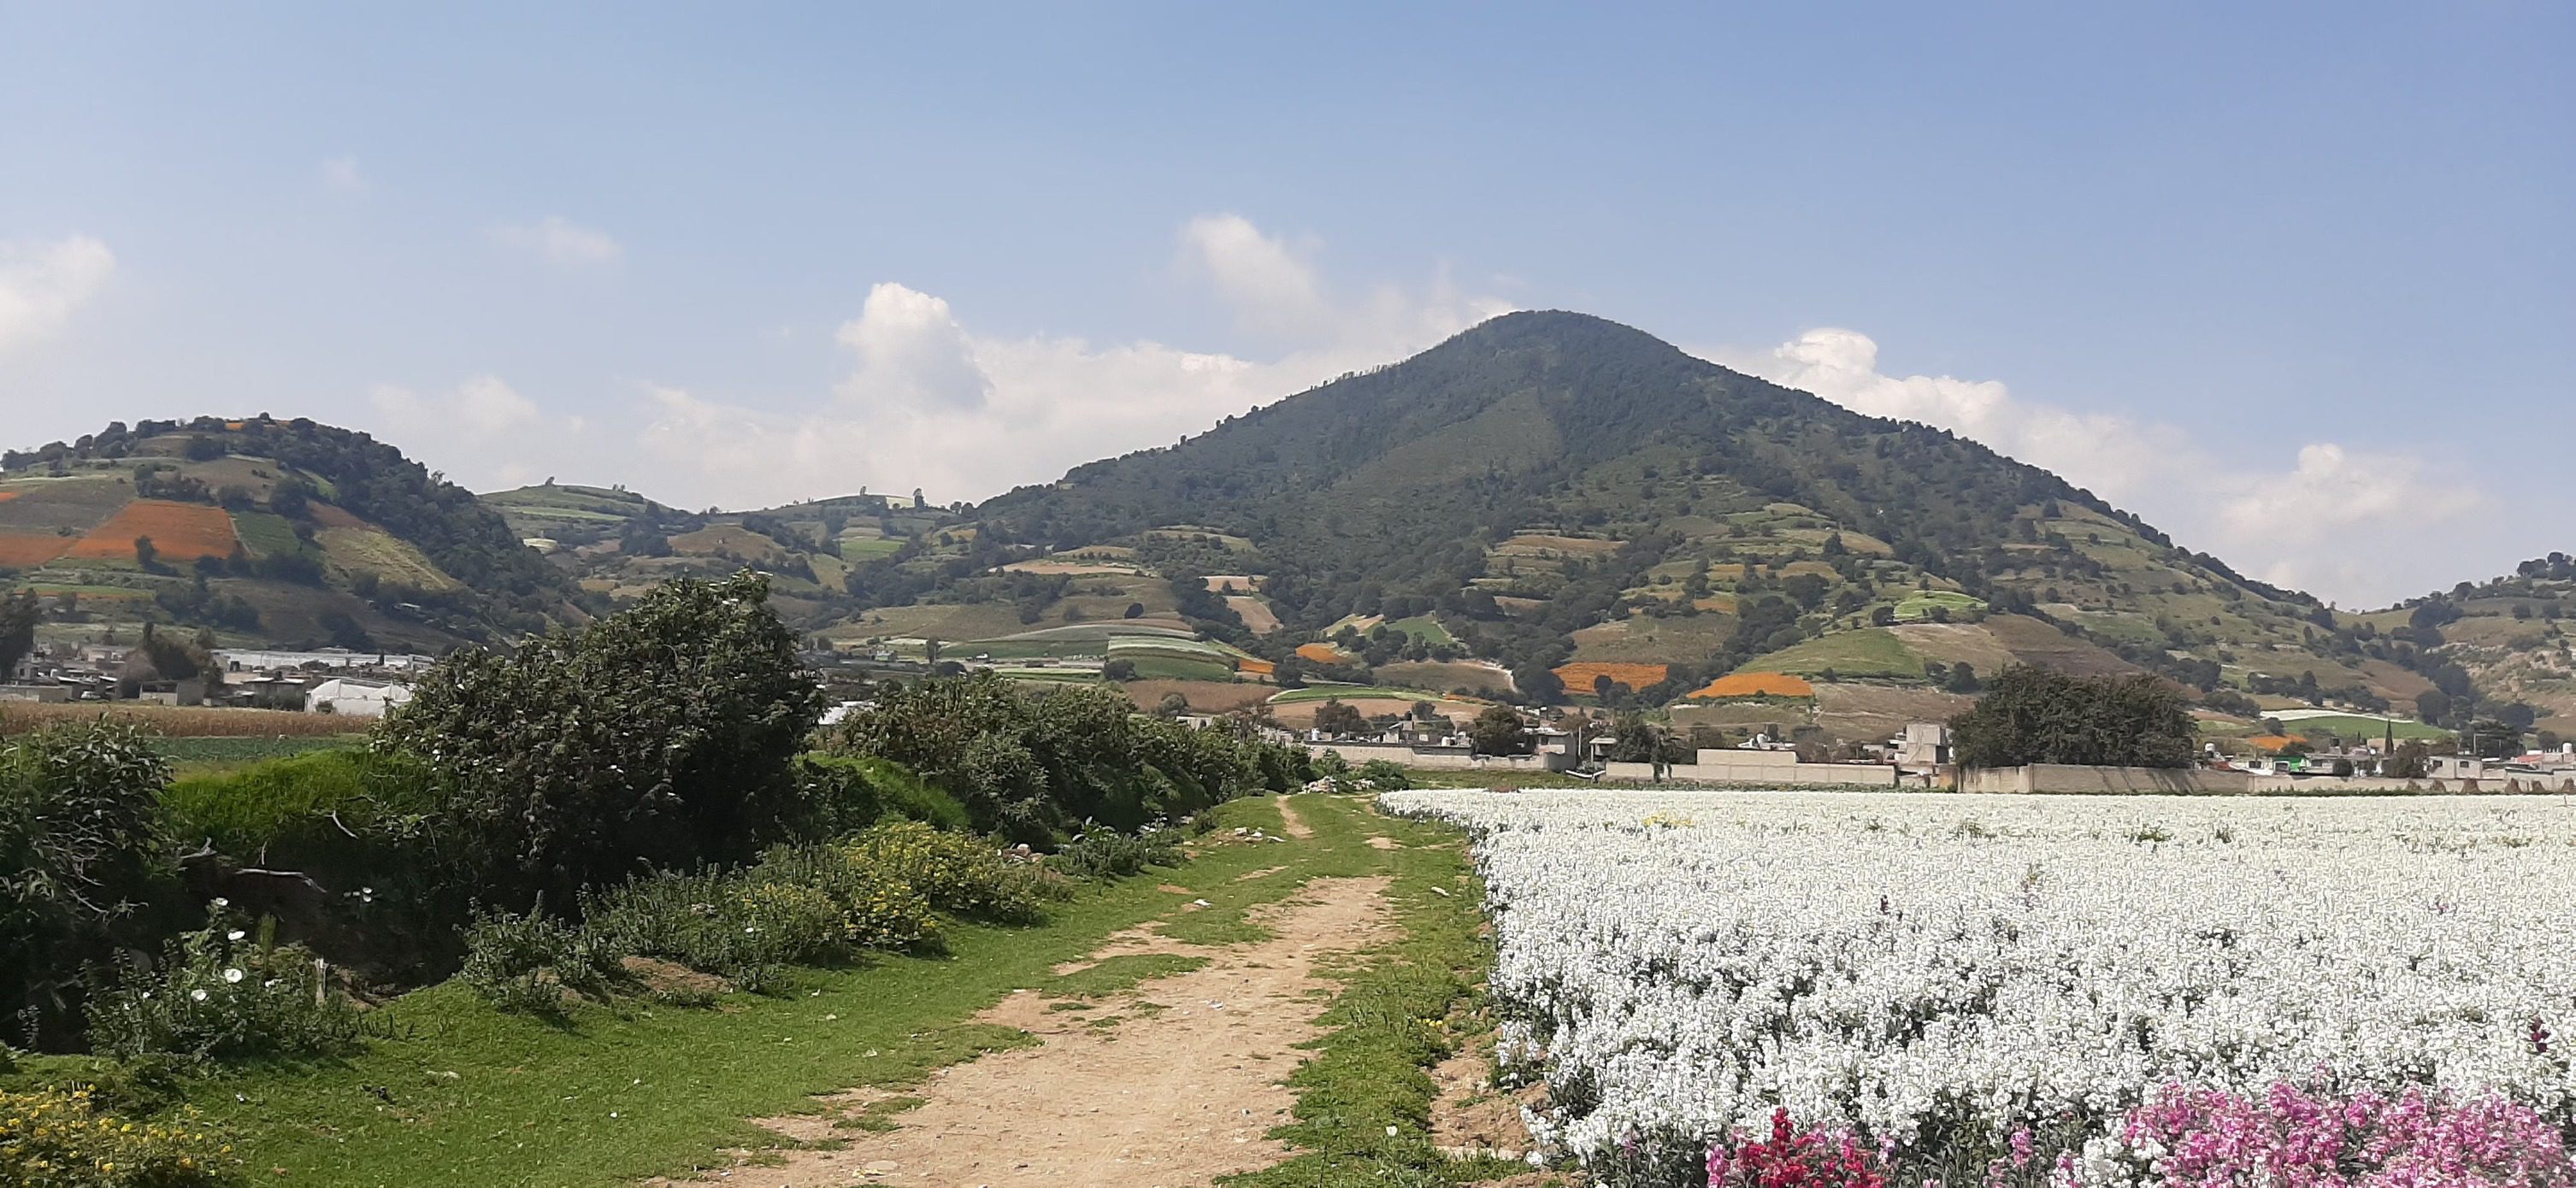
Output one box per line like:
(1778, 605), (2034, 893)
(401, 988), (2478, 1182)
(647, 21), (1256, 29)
(1380, 789), (2576, 1186)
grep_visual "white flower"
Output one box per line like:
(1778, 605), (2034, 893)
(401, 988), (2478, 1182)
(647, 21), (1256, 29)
(227, 929), (247, 941)
(223, 967), (245, 983)
(1379, 788), (2576, 1169)
(191, 989), (209, 1002)
(210, 897), (229, 908)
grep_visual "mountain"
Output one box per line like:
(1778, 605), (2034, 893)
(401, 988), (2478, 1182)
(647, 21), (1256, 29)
(482, 482), (957, 627)
(934, 312), (2399, 707)
(0, 416), (582, 651)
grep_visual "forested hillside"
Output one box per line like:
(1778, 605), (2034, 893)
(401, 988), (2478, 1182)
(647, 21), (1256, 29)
(0, 416), (582, 650)
(949, 311), (2358, 707)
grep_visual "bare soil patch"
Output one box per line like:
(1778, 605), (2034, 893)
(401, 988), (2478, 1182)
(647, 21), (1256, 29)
(656, 877), (1392, 1188)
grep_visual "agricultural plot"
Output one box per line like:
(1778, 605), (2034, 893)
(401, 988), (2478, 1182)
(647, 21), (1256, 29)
(63, 498), (239, 563)
(317, 526), (458, 590)
(1382, 789), (2576, 1184)
(1890, 588), (1987, 621)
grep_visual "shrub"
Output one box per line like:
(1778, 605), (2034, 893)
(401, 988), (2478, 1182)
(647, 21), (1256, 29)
(577, 867), (857, 995)
(85, 909), (358, 1064)
(746, 844), (941, 950)
(1049, 827), (1182, 881)
(1355, 759), (1413, 790)
(457, 903), (618, 1015)
(0, 1086), (240, 1186)
(375, 572), (823, 909)
(0, 722), (185, 1049)
(844, 820), (1049, 923)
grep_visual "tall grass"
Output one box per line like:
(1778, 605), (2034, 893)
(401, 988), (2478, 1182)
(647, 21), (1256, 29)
(1, 701), (367, 737)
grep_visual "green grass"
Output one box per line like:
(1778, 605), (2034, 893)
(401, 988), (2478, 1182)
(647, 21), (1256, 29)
(1746, 627), (1924, 679)
(6, 794), (1473, 1187)
(156, 734), (361, 773)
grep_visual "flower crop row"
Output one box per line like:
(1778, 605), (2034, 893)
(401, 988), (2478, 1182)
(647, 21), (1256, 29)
(1379, 790), (2576, 1185)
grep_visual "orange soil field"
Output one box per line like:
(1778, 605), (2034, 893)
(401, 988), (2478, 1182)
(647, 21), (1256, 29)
(1553, 662), (1669, 690)
(1689, 672), (1818, 699)
(1294, 642), (1345, 664)
(1234, 656), (1276, 676)
(63, 500), (240, 562)
(0, 534), (71, 565)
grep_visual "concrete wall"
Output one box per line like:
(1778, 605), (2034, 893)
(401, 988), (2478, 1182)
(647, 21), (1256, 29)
(0, 685), (74, 703)
(1962, 765), (2251, 794)
(1316, 741), (1571, 772)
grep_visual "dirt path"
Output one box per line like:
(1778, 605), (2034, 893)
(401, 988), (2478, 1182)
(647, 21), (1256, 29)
(1274, 797), (1314, 839)
(659, 875), (1389, 1188)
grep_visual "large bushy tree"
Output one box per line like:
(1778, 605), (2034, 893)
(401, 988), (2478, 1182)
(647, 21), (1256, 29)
(1949, 665), (2195, 769)
(377, 571), (822, 906)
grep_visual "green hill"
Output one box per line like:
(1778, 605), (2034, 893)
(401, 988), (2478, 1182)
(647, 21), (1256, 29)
(943, 311), (2373, 710)
(1, 416), (582, 650)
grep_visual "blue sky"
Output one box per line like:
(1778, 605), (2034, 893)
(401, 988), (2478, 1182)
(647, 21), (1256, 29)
(1, 3), (2567, 605)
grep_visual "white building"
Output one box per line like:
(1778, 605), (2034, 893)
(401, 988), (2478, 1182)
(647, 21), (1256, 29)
(304, 677), (414, 718)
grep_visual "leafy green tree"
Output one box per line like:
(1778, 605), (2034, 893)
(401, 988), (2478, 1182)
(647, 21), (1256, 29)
(1948, 665), (2195, 769)
(1312, 698), (1368, 738)
(1100, 658), (1138, 682)
(377, 571), (822, 907)
(1468, 705), (1533, 756)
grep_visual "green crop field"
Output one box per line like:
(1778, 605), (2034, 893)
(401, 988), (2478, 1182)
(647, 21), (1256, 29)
(2267, 713), (2453, 743)
(1892, 590), (1988, 622)
(1746, 628), (1925, 679)
(1383, 615), (1457, 646)
(839, 537), (905, 560)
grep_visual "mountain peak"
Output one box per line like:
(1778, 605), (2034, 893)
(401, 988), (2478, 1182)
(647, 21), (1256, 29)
(1438, 309), (1687, 358)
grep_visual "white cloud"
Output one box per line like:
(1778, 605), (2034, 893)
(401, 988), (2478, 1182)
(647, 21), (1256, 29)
(624, 216), (1511, 511)
(833, 284), (993, 410)
(366, 376), (587, 492)
(1176, 215), (1334, 340)
(492, 216), (622, 267)
(0, 235), (115, 355)
(1699, 328), (2488, 607)
(320, 155), (368, 194)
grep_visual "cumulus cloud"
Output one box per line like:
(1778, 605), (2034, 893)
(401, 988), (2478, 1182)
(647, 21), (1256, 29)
(366, 376), (587, 492)
(320, 155), (368, 194)
(626, 215), (1510, 510)
(492, 216), (623, 267)
(1700, 328), (2487, 606)
(833, 284), (993, 410)
(0, 235), (115, 355)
